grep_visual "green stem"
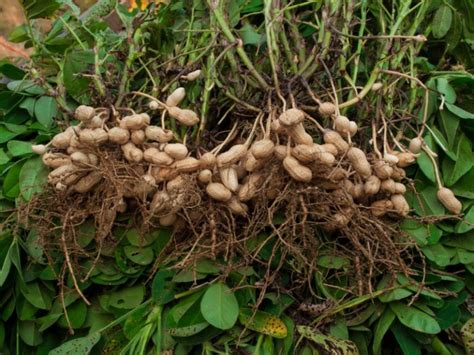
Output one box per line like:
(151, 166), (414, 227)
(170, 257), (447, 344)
(98, 300), (152, 334)
(209, 1), (269, 90)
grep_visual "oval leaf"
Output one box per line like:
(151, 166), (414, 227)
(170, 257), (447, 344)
(390, 302), (441, 334)
(432, 5), (452, 39)
(48, 332), (100, 355)
(19, 157), (49, 201)
(200, 283), (239, 330)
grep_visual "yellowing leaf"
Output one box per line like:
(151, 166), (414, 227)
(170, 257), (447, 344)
(239, 308), (287, 338)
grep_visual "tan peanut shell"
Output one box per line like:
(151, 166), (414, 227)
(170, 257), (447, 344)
(278, 108), (305, 126)
(159, 213), (177, 226)
(409, 137), (423, 154)
(348, 121), (358, 136)
(206, 182), (232, 202)
(227, 198), (248, 215)
(122, 143), (143, 163)
(198, 169), (213, 184)
(288, 123), (313, 145)
(396, 152), (416, 167)
(120, 114), (148, 130)
(292, 144), (316, 163)
(394, 183), (407, 194)
(251, 139), (275, 159)
(43, 153), (70, 168)
(381, 179), (397, 193)
(200, 152), (216, 168)
(347, 147), (372, 179)
(164, 143), (188, 160)
(70, 151), (89, 165)
(364, 175), (381, 195)
(216, 144), (247, 168)
(318, 102), (336, 116)
(371, 199), (393, 217)
(74, 172), (102, 193)
(437, 187), (462, 214)
(373, 160), (393, 180)
(108, 127), (130, 144)
(334, 115), (351, 134)
(32, 144), (46, 155)
(321, 143), (338, 156)
(51, 132), (72, 149)
(131, 130), (146, 145)
(182, 70), (202, 81)
(323, 130), (349, 154)
(145, 126), (174, 143)
(243, 152), (263, 172)
(167, 106), (200, 126)
(283, 156), (312, 182)
(238, 173), (264, 201)
(166, 87), (186, 107)
(391, 194), (410, 216)
(274, 145), (288, 160)
(144, 148), (174, 166)
(384, 153), (399, 165)
(174, 157), (200, 173)
(351, 183), (365, 199)
(151, 191), (170, 212)
(74, 105), (95, 122)
(219, 166), (239, 192)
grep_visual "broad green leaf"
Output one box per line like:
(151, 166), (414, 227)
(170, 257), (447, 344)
(22, 0), (61, 19)
(413, 186), (445, 216)
(372, 308), (395, 355)
(239, 308), (287, 338)
(201, 283), (239, 330)
(416, 134), (436, 183)
(422, 243), (456, 267)
(317, 255), (349, 269)
(125, 228), (155, 247)
(63, 49), (94, 103)
(390, 320), (421, 355)
(435, 300), (461, 330)
(432, 5), (452, 39)
(439, 110), (460, 149)
(123, 245), (154, 265)
(19, 157), (49, 201)
(446, 103), (474, 119)
(455, 207), (474, 233)
(34, 96), (57, 128)
(377, 275), (413, 303)
(239, 23), (262, 45)
(8, 25), (29, 43)
(443, 232), (474, 251)
(19, 97), (36, 116)
(57, 301), (88, 329)
(19, 320), (42, 346)
(168, 323), (209, 337)
(0, 149), (10, 165)
(436, 78), (456, 104)
(21, 282), (52, 310)
(428, 126), (455, 159)
(443, 134), (474, 186)
(106, 285), (145, 309)
(390, 302), (441, 334)
(0, 127), (22, 144)
(452, 167), (474, 198)
(48, 332), (100, 355)
(7, 140), (32, 156)
(461, 318), (474, 353)
(298, 326), (359, 354)
(152, 269), (176, 305)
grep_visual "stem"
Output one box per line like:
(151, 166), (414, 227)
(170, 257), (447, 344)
(209, 1), (269, 90)
(421, 146), (442, 189)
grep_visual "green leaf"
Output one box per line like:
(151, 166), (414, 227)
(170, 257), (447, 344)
(201, 283), (239, 330)
(452, 167), (474, 198)
(57, 301), (87, 329)
(446, 103), (474, 119)
(19, 320), (43, 346)
(152, 269), (176, 305)
(7, 140), (32, 157)
(317, 255), (349, 269)
(298, 325), (359, 354)
(416, 134), (436, 183)
(390, 302), (441, 334)
(123, 245), (154, 265)
(435, 301), (461, 330)
(432, 5), (453, 39)
(390, 320), (421, 355)
(19, 97), (36, 116)
(19, 157), (49, 201)
(63, 49), (94, 103)
(168, 323), (209, 337)
(436, 78), (456, 104)
(413, 186), (445, 216)
(7, 80), (45, 95)
(8, 25), (30, 43)
(0, 321), (4, 349)
(239, 308), (288, 339)
(0, 127), (22, 144)
(421, 243), (456, 267)
(48, 332), (100, 355)
(107, 285), (145, 309)
(372, 308), (395, 355)
(0, 149), (10, 165)
(439, 110), (460, 149)
(455, 207), (474, 233)
(21, 282), (52, 310)
(34, 96), (57, 128)
(377, 275), (413, 303)
(443, 134), (474, 186)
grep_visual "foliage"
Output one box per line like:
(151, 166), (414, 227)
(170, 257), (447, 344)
(0, 0), (472, 354)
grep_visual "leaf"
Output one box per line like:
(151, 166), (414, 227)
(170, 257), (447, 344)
(239, 308), (288, 339)
(7, 140), (32, 157)
(390, 321), (422, 355)
(443, 134), (474, 186)
(48, 332), (101, 355)
(200, 283), (239, 330)
(123, 245), (154, 265)
(372, 308), (396, 355)
(455, 207), (474, 233)
(390, 302), (441, 334)
(461, 318), (474, 353)
(416, 134), (436, 183)
(168, 323), (209, 337)
(7, 80), (45, 95)
(446, 103), (474, 119)
(377, 275), (413, 303)
(297, 325), (359, 354)
(452, 167), (474, 198)
(34, 96), (57, 128)
(439, 109), (460, 149)
(435, 300), (461, 330)
(19, 320), (42, 346)
(107, 285), (145, 309)
(317, 255), (349, 269)
(421, 243), (456, 267)
(19, 157), (49, 201)
(436, 78), (456, 104)
(21, 282), (52, 310)
(432, 5), (453, 39)
(22, 0), (61, 19)
(57, 301), (88, 329)
(152, 269), (176, 305)
(63, 49), (94, 103)
(413, 186), (445, 216)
